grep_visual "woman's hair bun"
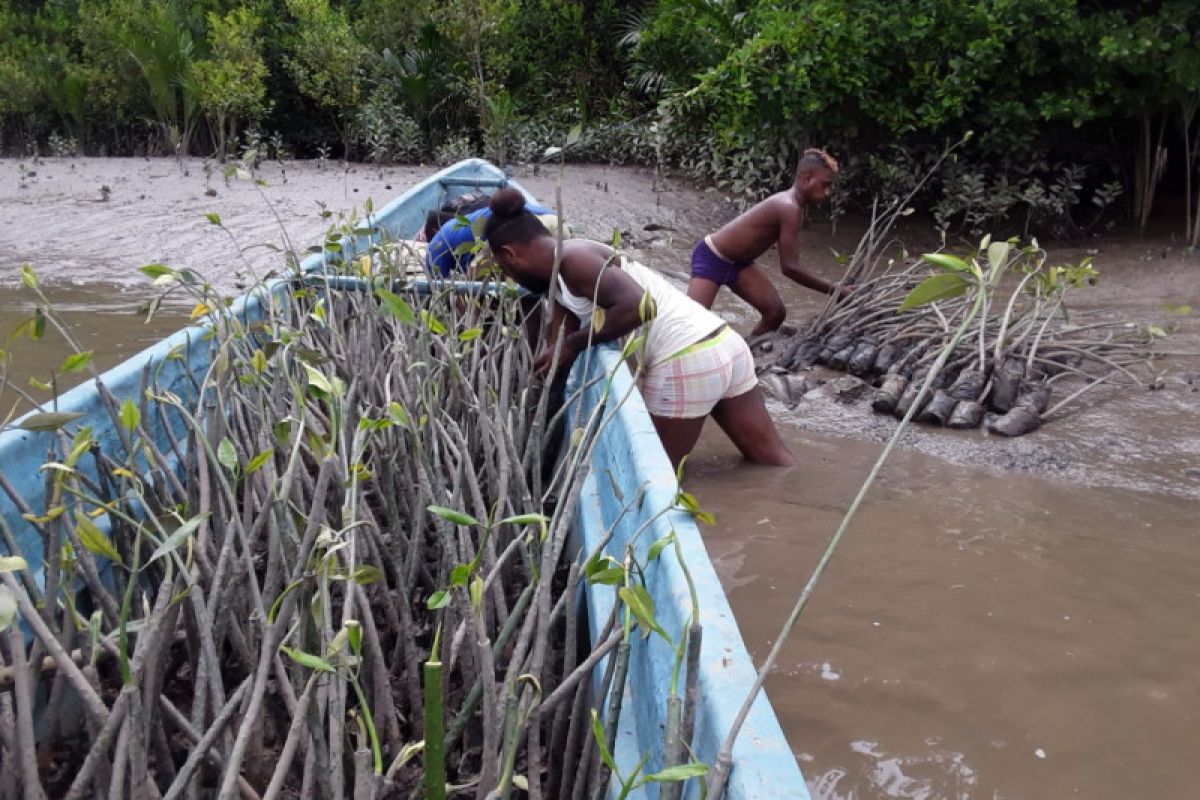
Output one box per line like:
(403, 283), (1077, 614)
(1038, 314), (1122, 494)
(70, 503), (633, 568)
(489, 187), (527, 218)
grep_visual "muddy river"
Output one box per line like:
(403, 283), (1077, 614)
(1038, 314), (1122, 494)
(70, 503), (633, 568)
(3, 157), (1198, 799)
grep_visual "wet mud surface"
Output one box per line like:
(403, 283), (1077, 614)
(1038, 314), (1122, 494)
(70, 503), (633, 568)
(3, 157), (1199, 798)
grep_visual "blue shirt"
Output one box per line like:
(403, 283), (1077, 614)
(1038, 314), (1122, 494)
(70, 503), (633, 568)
(425, 203), (552, 277)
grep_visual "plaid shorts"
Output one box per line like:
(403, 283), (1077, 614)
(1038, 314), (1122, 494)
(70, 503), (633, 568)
(640, 326), (758, 418)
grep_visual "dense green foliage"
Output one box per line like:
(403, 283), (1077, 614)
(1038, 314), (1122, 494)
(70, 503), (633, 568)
(1, 0), (1198, 235)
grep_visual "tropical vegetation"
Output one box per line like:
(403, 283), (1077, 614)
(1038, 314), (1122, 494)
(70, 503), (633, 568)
(1, 0), (1198, 239)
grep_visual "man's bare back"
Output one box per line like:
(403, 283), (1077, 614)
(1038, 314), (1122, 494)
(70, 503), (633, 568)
(708, 190), (804, 265)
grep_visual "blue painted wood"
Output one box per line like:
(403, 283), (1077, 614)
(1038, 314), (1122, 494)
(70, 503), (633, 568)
(567, 346), (810, 800)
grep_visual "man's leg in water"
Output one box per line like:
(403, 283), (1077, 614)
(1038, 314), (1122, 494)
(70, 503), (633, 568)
(729, 264), (788, 336)
(710, 386), (796, 466)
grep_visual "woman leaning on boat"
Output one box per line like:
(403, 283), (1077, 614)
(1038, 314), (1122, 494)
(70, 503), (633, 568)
(482, 188), (796, 468)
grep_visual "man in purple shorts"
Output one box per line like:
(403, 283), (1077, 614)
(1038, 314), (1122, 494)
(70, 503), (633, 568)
(687, 148), (848, 336)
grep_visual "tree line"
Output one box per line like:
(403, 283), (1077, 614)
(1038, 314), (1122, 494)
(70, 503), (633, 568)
(1, 0), (1197, 240)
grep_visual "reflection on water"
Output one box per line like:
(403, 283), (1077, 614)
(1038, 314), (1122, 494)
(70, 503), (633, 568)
(0, 282), (185, 416)
(687, 425), (1200, 800)
(811, 739), (979, 800)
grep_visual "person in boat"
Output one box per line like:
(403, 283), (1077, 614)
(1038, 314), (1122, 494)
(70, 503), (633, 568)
(418, 194), (490, 243)
(483, 187), (796, 468)
(687, 147), (846, 336)
(424, 193), (558, 277)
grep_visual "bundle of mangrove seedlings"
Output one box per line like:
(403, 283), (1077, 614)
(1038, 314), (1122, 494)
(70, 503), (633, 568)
(762, 236), (1168, 437)
(0, 258), (706, 799)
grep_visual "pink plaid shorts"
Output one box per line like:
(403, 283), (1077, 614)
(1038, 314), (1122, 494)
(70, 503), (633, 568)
(639, 326), (758, 418)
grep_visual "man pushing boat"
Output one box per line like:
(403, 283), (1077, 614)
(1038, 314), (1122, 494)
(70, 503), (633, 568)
(482, 187), (796, 468)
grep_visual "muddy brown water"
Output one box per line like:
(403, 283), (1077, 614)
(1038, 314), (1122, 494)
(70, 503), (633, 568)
(3, 158), (1199, 798)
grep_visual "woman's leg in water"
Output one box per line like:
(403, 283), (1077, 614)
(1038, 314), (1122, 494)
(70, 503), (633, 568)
(649, 414), (708, 470)
(710, 386), (796, 466)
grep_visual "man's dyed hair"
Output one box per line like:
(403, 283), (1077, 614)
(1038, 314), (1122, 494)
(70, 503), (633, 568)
(797, 148), (839, 175)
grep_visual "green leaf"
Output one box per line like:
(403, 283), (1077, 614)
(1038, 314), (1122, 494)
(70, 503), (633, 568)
(205, 211), (221, 226)
(450, 564), (471, 588)
(119, 399), (140, 432)
(303, 363), (336, 395)
(426, 590), (450, 610)
(376, 289), (416, 325)
(420, 310), (447, 335)
(458, 327), (482, 342)
(250, 349), (268, 374)
(647, 532), (675, 563)
(20, 264), (38, 290)
(246, 448), (274, 474)
(0, 586), (16, 632)
(566, 123), (583, 147)
(387, 402), (411, 427)
(646, 763), (709, 782)
(590, 307), (606, 334)
(0, 555), (29, 573)
(60, 350), (94, 374)
(590, 709), (617, 772)
(427, 505), (480, 528)
(217, 438), (238, 472)
(898, 272), (971, 311)
(1147, 324), (1167, 338)
(469, 575), (483, 610)
(351, 564), (384, 585)
(499, 513), (549, 528)
(920, 253), (971, 273)
(138, 263), (175, 280)
(146, 514), (208, 566)
(18, 411), (85, 432)
(986, 241), (1011, 273)
(619, 585), (667, 640)
(75, 513), (123, 564)
(587, 567), (626, 585)
(281, 645), (335, 673)
(269, 580), (304, 623)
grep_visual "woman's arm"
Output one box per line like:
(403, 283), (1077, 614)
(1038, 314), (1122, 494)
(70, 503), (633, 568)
(559, 249), (654, 356)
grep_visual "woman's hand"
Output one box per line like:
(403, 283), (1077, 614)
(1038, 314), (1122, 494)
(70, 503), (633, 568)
(534, 337), (581, 379)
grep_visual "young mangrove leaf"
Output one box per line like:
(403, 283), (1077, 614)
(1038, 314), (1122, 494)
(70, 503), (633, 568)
(351, 564), (384, 585)
(427, 505), (480, 528)
(217, 437), (239, 472)
(920, 253), (971, 273)
(590, 709), (618, 773)
(0, 555), (29, 573)
(898, 272), (972, 312)
(450, 564), (471, 588)
(647, 532), (675, 563)
(645, 762), (709, 782)
(0, 586), (16, 632)
(138, 263), (174, 280)
(205, 211), (222, 226)
(20, 264), (38, 290)
(18, 411), (85, 431)
(60, 350), (94, 374)
(420, 309), (447, 335)
(76, 513), (123, 564)
(469, 575), (484, 611)
(146, 514), (209, 566)
(245, 448), (274, 474)
(619, 585), (668, 640)
(119, 399), (140, 432)
(458, 327), (482, 342)
(281, 645), (336, 673)
(376, 288), (417, 325)
(426, 590), (451, 610)
(987, 241), (1012, 273)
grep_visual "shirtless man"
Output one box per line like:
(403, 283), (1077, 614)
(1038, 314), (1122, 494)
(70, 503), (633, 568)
(687, 148), (843, 335)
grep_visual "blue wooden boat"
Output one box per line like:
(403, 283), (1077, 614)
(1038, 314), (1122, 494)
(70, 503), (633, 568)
(0, 159), (809, 799)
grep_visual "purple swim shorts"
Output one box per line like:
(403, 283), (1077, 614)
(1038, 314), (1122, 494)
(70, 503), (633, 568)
(690, 237), (753, 286)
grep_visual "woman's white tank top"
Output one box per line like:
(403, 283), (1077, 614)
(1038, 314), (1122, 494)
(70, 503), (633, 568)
(555, 255), (725, 366)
